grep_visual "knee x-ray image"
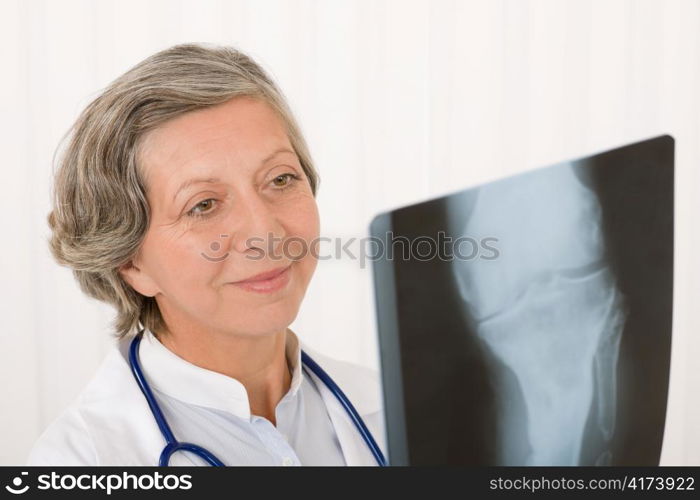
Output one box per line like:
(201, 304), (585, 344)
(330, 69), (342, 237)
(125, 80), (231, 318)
(370, 135), (674, 465)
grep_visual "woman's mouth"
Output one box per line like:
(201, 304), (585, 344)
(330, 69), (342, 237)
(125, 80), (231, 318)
(230, 264), (292, 294)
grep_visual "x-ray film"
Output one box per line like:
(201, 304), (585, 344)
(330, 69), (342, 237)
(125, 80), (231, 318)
(369, 135), (674, 465)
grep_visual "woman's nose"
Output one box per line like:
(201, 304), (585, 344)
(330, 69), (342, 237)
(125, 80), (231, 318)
(227, 192), (286, 259)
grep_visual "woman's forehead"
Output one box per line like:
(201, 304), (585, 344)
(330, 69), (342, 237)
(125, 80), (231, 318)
(139, 98), (293, 188)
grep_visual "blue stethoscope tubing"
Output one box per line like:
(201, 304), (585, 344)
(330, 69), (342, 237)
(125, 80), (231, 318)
(128, 330), (387, 466)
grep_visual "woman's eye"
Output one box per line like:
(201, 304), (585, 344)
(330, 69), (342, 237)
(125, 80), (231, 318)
(186, 198), (217, 218)
(271, 173), (302, 189)
(184, 174), (300, 219)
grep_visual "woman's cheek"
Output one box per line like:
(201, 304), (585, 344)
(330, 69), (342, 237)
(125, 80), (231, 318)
(298, 198), (320, 236)
(297, 223), (320, 262)
(168, 237), (217, 281)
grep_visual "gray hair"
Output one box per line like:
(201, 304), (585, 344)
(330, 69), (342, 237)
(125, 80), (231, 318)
(47, 43), (320, 339)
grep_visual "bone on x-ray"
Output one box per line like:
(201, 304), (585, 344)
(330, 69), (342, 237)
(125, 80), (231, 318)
(448, 163), (627, 466)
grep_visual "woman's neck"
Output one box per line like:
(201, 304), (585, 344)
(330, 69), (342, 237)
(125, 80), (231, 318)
(155, 325), (292, 426)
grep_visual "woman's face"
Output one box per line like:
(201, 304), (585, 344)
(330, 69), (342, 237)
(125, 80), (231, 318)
(121, 96), (320, 339)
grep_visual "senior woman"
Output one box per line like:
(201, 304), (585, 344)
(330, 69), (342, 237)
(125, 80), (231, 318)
(27, 43), (385, 466)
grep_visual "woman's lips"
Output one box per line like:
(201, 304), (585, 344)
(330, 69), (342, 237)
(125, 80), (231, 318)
(230, 264), (292, 293)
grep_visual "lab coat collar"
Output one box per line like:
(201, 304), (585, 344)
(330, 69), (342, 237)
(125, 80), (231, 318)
(74, 330), (384, 465)
(137, 327), (304, 421)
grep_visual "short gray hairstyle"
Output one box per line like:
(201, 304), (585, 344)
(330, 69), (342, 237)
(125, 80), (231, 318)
(47, 43), (320, 339)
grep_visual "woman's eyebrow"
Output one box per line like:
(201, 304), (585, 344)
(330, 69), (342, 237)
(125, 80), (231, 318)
(172, 177), (221, 203)
(171, 148), (297, 203)
(263, 147), (296, 161)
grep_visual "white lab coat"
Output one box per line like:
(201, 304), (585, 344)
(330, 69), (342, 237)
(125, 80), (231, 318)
(26, 334), (386, 466)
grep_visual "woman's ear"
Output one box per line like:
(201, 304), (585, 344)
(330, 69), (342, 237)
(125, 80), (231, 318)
(119, 260), (159, 297)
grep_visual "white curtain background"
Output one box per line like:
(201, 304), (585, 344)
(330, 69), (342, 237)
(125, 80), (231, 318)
(1, 0), (698, 465)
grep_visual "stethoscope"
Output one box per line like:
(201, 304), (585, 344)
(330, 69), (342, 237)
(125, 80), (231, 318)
(128, 330), (387, 466)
